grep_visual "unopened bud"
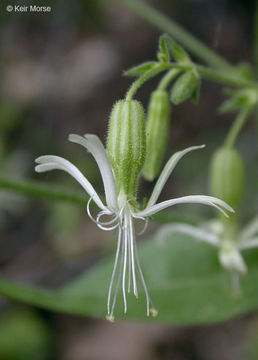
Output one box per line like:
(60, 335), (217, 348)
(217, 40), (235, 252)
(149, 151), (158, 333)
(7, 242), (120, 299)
(143, 90), (171, 181)
(210, 147), (244, 209)
(171, 71), (199, 105)
(107, 100), (146, 197)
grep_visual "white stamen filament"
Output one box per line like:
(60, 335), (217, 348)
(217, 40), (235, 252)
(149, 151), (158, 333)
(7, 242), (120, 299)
(107, 227), (122, 315)
(128, 212), (138, 297)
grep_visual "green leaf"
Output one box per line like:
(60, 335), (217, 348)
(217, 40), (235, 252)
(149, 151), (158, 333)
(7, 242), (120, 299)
(124, 62), (157, 77)
(157, 35), (170, 63)
(165, 35), (190, 63)
(0, 233), (258, 325)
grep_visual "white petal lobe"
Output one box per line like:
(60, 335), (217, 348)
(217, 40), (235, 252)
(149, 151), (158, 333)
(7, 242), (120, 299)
(69, 134), (117, 211)
(137, 195), (234, 217)
(35, 155), (106, 210)
(148, 145), (205, 207)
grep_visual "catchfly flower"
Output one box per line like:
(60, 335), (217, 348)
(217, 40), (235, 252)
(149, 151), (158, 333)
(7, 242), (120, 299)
(35, 132), (233, 321)
(156, 216), (258, 276)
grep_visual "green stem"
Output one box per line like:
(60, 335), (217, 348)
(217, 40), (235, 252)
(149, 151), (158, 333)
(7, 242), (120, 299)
(125, 64), (166, 100)
(127, 62), (258, 101)
(0, 178), (86, 205)
(224, 107), (252, 148)
(118, 0), (231, 69)
(152, 62), (258, 89)
(158, 68), (180, 90)
(254, 0), (258, 75)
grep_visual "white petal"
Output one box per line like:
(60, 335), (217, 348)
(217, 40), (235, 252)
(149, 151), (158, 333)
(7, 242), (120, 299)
(137, 195), (234, 218)
(219, 246), (247, 274)
(147, 145), (205, 207)
(35, 155), (106, 211)
(156, 223), (219, 246)
(69, 134), (117, 211)
(240, 216), (258, 240)
(238, 237), (258, 250)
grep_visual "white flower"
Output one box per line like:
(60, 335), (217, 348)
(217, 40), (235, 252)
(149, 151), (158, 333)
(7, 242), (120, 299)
(157, 216), (258, 275)
(35, 134), (233, 321)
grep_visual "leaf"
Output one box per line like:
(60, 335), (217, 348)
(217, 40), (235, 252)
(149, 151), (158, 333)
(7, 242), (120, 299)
(0, 233), (258, 325)
(165, 35), (190, 63)
(157, 35), (170, 63)
(124, 62), (157, 77)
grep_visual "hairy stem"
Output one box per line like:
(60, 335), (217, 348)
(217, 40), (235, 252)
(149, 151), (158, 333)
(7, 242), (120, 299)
(125, 64), (166, 100)
(158, 68), (180, 90)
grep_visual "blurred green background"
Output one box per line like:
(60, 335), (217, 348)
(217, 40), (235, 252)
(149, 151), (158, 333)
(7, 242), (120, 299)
(0, 0), (257, 359)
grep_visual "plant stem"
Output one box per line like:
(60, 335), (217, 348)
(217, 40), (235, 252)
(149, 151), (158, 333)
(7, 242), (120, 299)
(0, 178), (86, 205)
(126, 62), (258, 100)
(254, 0), (258, 75)
(158, 69), (180, 91)
(118, 0), (231, 70)
(224, 107), (252, 148)
(125, 64), (166, 100)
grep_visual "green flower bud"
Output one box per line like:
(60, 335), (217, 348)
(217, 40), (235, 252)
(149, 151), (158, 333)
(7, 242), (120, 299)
(107, 100), (146, 197)
(170, 71), (199, 105)
(210, 147), (244, 209)
(143, 90), (170, 181)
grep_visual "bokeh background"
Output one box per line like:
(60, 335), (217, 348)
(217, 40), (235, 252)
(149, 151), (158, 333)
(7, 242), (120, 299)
(0, 0), (258, 359)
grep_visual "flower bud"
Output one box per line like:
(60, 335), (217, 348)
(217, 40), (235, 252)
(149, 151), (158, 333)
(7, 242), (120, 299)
(143, 90), (170, 181)
(107, 100), (146, 197)
(170, 71), (199, 105)
(210, 147), (244, 209)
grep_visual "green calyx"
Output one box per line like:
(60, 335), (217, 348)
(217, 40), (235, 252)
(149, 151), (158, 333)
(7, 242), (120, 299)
(107, 99), (146, 198)
(143, 90), (171, 181)
(210, 147), (244, 210)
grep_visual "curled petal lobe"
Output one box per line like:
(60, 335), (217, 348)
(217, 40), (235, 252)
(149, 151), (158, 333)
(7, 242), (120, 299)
(35, 155), (106, 211)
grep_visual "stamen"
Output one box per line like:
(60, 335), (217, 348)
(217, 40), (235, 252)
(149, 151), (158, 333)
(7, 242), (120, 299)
(127, 222), (131, 294)
(133, 236), (155, 317)
(122, 215), (128, 313)
(109, 229), (125, 320)
(128, 213), (138, 298)
(107, 227), (122, 315)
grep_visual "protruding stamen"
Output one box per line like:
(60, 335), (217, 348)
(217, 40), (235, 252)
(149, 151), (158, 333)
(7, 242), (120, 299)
(128, 213), (138, 298)
(110, 231), (125, 319)
(122, 215), (128, 313)
(107, 227), (122, 315)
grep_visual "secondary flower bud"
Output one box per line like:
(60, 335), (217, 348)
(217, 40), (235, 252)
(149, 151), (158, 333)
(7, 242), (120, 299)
(107, 99), (146, 197)
(170, 71), (199, 105)
(143, 90), (170, 181)
(210, 147), (244, 209)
